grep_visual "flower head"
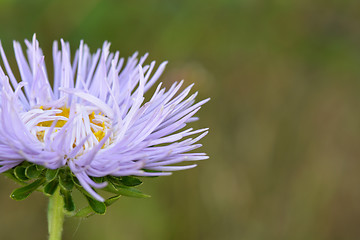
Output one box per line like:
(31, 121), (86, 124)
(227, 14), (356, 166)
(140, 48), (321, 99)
(0, 35), (209, 201)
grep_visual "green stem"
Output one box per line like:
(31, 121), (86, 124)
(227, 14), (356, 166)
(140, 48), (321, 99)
(48, 188), (65, 240)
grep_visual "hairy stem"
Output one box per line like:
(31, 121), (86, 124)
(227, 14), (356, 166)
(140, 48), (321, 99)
(48, 188), (64, 240)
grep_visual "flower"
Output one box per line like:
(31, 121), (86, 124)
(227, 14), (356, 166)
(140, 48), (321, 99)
(0, 35), (209, 201)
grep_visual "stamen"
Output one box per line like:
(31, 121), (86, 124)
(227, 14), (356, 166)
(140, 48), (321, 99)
(37, 106), (69, 128)
(34, 105), (110, 152)
(36, 130), (45, 141)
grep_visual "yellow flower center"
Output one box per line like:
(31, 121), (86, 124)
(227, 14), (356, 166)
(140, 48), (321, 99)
(35, 106), (108, 147)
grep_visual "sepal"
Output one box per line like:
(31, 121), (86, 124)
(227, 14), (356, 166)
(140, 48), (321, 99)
(10, 178), (46, 200)
(104, 195), (122, 206)
(59, 170), (74, 191)
(85, 195), (106, 215)
(44, 180), (59, 196)
(26, 165), (43, 179)
(109, 176), (142, 187)
(60, 189), (75, 213)
(4, 162), (156, 217)
(14, 166), (29, 181)
(46, 169), (59, 182)
(103, 182), (150, 198)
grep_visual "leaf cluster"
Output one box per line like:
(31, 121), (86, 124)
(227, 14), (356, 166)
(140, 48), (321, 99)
(3, 162), (149, 218)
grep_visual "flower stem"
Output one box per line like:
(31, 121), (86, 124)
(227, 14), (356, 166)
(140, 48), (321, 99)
(48, 188), (64, 240)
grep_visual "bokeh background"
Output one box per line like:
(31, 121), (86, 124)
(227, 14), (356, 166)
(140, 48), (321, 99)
(0, 0), (360, 239)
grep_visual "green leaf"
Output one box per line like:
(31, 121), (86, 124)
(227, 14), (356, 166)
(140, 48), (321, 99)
(106, 176), (122, 185)
(44, 180), (59, 196)
(120, 176), (142, 186)
(46, 169), (59, 182)
(104, 195), (122, 206)
(60, 189), (75, 213)
(107, 176), (142, 186)
(91, 177), (104, 184)
(74, 206), (95, 218)
(10, 178), (45, 200)
(104, 183), (150, 198)
(36, 165), (45, 171)
(85, 195), (106, 214)
(115, 186), (150, 198)
(14, 166), (29, 181)
(71, 174), (82, 187)
(59, 172), (74, 191)
(75, 185), (106, 215)
(3, 170), (25, 185)
(25, 165), (42, 179)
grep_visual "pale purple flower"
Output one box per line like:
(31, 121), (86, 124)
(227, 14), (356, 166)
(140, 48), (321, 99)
(0, 35), (209, 201)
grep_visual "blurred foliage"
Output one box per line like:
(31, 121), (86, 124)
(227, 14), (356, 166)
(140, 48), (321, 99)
(1, 0), (360, 239)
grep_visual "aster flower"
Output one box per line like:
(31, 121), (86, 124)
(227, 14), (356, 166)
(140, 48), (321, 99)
(0, 35), (209, 207)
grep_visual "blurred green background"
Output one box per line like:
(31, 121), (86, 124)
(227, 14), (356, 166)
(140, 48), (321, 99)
(1, 0), (360, 239)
